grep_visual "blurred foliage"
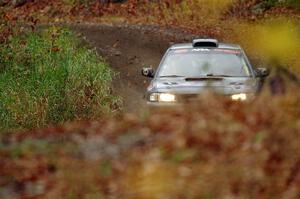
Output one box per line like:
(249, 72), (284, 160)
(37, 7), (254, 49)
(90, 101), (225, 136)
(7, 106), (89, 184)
(0, 26), (121, 130)
(227, 18), (300, 73)
(1, 93), (300, 198)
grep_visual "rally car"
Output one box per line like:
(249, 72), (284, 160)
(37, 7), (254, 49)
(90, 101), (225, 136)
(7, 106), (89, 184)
(142, 39), (269, 105)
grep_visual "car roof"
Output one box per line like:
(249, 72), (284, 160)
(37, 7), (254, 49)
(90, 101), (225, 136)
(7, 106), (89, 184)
(170, 43), (242, 50)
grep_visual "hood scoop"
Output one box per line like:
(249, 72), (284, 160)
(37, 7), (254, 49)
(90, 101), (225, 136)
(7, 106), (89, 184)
(185, 77), (223, 81)
(163, 82), (178, 85)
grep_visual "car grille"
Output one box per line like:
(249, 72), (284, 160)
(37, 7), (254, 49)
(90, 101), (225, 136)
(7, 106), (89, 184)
(178, 94), (200, 102)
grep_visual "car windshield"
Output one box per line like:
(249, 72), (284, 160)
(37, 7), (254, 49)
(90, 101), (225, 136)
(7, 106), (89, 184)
(157, 49), (252, 77)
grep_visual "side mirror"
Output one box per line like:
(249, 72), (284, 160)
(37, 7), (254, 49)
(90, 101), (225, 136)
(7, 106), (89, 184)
(141, 67), (155, 78)
(256, 67), (270, 78)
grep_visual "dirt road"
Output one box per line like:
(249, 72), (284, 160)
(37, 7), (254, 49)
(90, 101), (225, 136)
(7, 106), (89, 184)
(70, 24), (193, 112)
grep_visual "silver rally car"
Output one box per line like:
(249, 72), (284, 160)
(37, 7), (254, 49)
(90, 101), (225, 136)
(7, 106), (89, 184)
(142, 39), (269, 105)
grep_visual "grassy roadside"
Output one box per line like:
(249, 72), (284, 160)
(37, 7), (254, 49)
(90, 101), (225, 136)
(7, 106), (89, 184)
(0, 26), (121, 131)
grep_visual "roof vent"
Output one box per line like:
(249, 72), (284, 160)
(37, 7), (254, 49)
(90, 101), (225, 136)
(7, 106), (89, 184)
(192, 39), (219, 48)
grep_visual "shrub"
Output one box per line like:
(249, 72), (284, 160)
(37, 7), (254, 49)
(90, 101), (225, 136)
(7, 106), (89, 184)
(0, 27), (120, 130)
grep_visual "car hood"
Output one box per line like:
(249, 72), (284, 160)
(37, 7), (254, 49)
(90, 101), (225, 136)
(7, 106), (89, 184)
(150, 77), (258, 95)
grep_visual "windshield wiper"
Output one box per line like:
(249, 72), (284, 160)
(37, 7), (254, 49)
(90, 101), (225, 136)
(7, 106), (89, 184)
(159, 75), (185, 78)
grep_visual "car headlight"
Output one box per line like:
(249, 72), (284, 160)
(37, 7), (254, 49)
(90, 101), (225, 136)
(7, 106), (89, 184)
(159, 93), (176, 102)
(149, 93), (176, 102)
(231, 93), (247, 101)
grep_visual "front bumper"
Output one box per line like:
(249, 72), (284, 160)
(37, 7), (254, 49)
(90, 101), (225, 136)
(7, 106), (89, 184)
(146, 101), (180, 107)
(146, 93), (256, 106)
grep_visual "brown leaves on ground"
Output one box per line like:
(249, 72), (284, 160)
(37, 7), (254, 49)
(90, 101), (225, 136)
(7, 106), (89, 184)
(1, 92), (300, 198)
(1, 0), (299, 26)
